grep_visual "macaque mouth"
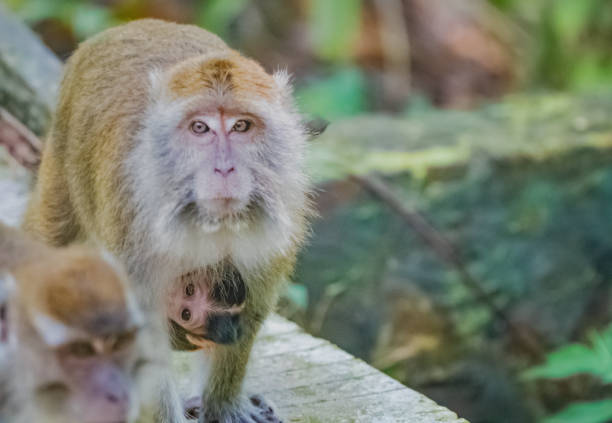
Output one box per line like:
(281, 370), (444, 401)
(36, 382), (69, 397)
(176, 194), (265, 229)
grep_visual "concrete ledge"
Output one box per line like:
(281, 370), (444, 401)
(175, 315), (468, 423)
(249, 315), (468, 422)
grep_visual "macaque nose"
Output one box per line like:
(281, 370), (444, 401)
(98, 388), (130, 420)
(214, 166), (235, 177)
(105, 389), (127, 404)
(89, 365), (131, 419)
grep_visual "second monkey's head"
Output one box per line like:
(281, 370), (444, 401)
(131, 52), (310, 264)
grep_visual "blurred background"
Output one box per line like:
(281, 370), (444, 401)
(4, 1), (612, 422)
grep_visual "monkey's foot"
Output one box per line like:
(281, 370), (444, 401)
(184, 396), (202, 420)
(200, 395), (282, 423)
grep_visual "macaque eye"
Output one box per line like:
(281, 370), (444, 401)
(185, 283), (195, 297)
(66, 341), (96, 358)
(232, 119), (251, 133)
(181, 308), (191, 322)
(190, 120), (209, 135)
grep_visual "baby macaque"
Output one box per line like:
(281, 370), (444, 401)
(167, 263), (246, 351)
(0, 222), (156, 423)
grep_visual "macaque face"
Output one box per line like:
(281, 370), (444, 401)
(139, 56), (308, 239)
(31, 322), (145, 423)
(5, 248), (151, 423)
(177, 110), (261, 228)
(166, 272), (212, 336)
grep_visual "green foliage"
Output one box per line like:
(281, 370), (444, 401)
(196, 0), (248, 40)
(307, 0), (362, 62)
(5, 0), (117, 38)
(490, 0), (612, 89)
(71, 3), (116, 39)
(550, 0), (594, 48)
(296, 67), (367, 120)
(541, 400), (612, 423)
(524, 324), (612, 423)
(285, 283), (309, 311)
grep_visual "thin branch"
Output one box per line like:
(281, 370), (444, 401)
(0, 107), (42, 170)
(372, 0), (412, 107)
(351, 173), (546, 361)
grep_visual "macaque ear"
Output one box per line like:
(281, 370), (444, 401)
(304, 116), (329, 140)
(272, 69), (293, 96)
(31, 313), (74, 347)
(186, 334), (215, 350)
(271, 69), (328, 139)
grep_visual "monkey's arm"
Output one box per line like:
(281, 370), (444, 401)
(201, 317), (275, 423)
(0, 222), (48, 270)
(199, 259), (292, 423)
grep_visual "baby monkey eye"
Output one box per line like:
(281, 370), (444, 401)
(232, 119), (251, 133)
(181, 308), (191, 322)
(185, 283), (195, 297)
(190, 120), (209, 135)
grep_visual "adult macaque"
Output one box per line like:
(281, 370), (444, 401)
(24, 19), (312, 422)
(0, 222), (157, 423)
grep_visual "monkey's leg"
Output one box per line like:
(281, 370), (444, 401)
(198, 263), (290, 422)
(199, 335), (282, 423)
(154, 366), (190, 423)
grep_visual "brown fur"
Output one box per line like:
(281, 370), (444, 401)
(14, 249), (128, 333)
(168, 55), (276, 101)
(1, 222), (129, 333)
(0, 223), (153, 423)
(23, 19), (229, 249)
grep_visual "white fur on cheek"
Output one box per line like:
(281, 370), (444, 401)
(125, 70), (310, 284)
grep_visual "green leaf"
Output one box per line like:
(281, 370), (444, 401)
(542, 400), (612, 423)
(308, 0), (361, 61)
(11, 0), (67, 23)
(570, 56), (612, 90)
(551, 0), (595, 47)
(524, 323), (612, 382)
(285, 283), (309, 311)
(523, 344), (601, 380)
(197, 0), (248, 39)
(72, 4), (115, 39)
(296, 67), (366, 120)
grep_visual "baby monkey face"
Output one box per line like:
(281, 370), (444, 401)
(166, 265), (246, 350)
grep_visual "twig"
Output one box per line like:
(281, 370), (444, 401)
(351, 173), (546, 361)
(0, 107), (42, 170)
(372, 0), (412, 107)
